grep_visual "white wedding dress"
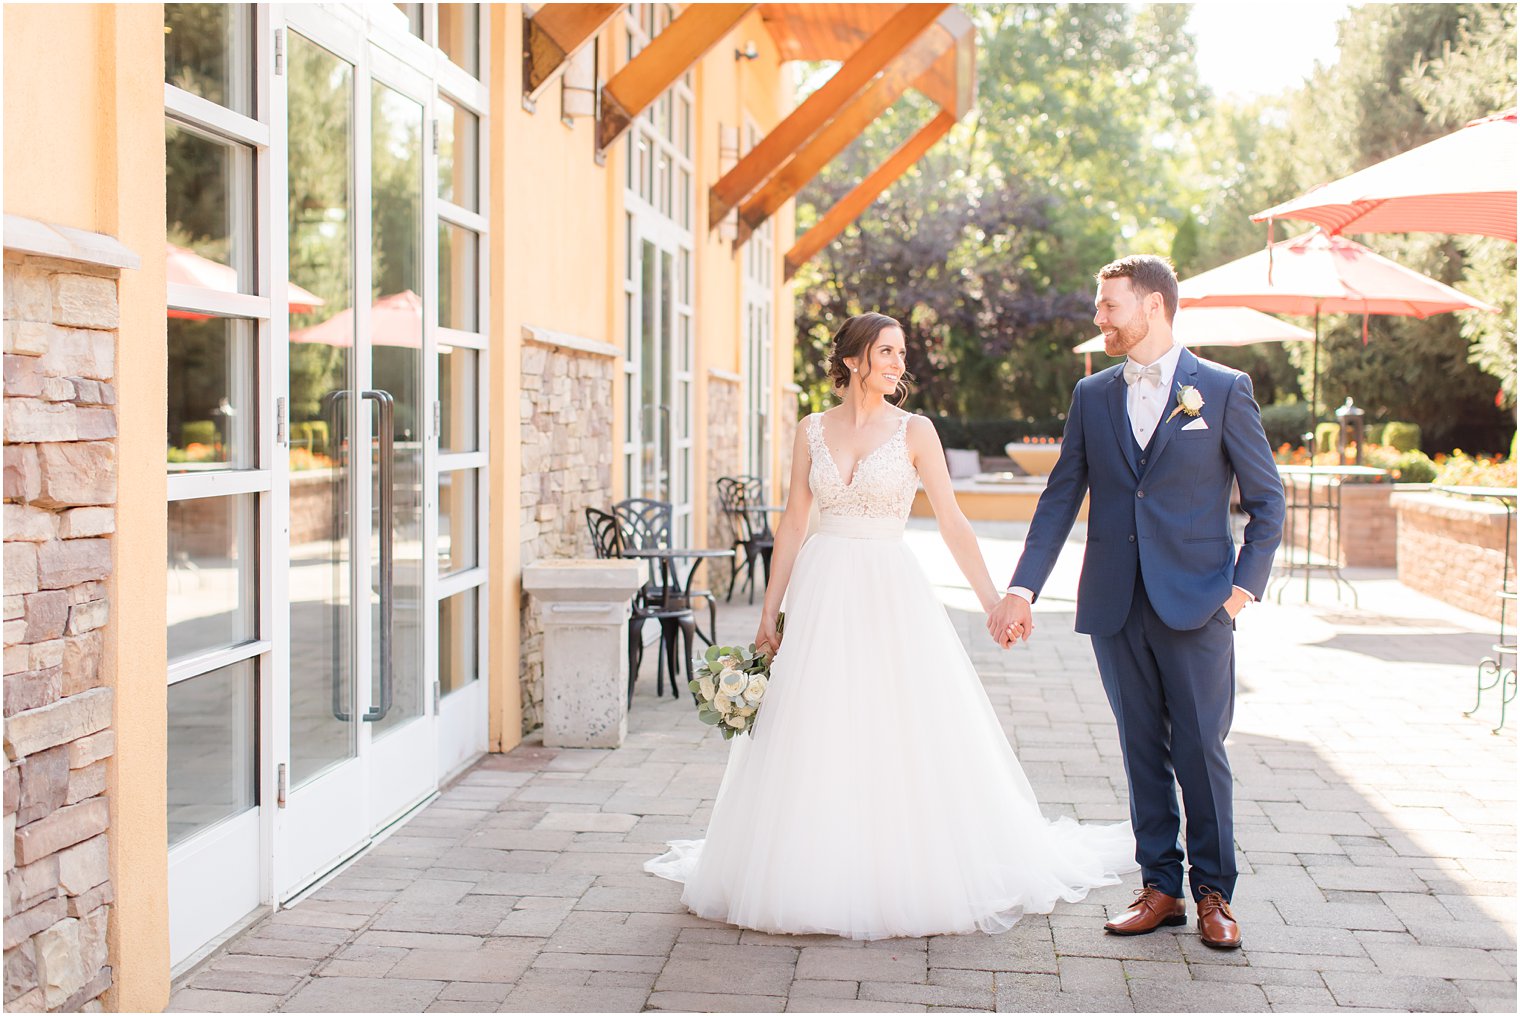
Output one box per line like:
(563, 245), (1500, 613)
(644, 412), (1137, 939)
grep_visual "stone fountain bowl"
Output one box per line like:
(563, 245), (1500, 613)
(1004, 442), (1062, 476)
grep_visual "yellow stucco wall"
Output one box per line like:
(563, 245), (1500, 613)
(488, 6), (797, 752)
(3, 3), (171, 1011)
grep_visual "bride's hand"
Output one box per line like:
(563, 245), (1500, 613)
(755, 614), (782, 660)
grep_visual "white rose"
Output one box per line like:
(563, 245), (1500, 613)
(714, 694), (735, 715)
(725, 714), (746, 729)
(718, 671), (748, 698)
(1179, 386), (1204, 413)
(736, 705), (757, 717)
(742, 674), (767, 704)
(697, 676), (716, 701)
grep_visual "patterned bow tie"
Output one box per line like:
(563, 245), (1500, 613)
(1123, 361), (1163, 388)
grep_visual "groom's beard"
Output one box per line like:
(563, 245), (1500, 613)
(1104, 315), (1149, 358)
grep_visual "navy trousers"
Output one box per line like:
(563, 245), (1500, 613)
(1090, 568), (1238, 902)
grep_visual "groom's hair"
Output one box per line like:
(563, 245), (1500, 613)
(1097, 255), (1178, 323)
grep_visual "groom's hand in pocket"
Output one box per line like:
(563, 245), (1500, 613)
(1223, 586), (1252, 620)
(987, 592), (1034, 648)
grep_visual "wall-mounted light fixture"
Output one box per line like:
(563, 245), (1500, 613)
(734, 41), (759, 61)
(717, 124), (741, 240)
(561, 40), (599, 123)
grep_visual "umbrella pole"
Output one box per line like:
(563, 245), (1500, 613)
(1305, 306), (1321, 602)
(1310, 307), (1321, 441)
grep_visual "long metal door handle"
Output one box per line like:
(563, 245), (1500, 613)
(362, 389), (395, 722)
(323, 390), (353, 723)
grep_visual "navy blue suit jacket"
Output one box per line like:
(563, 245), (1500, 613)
(1011, 349), (1285, 637)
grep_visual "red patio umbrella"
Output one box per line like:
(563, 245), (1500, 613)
(1252, 110), (1517, 241)
(166, 244), (325, 319)
(1177, 230), (1497, 429)
(289, 290), (423, 348)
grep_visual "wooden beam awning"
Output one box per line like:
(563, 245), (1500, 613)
(597, 4), (756, 151)
(715, 3), (976, 275)
(784, 110), (956, 280)
(522, 4), (622, 101)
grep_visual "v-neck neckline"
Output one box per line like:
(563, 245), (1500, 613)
(817, 413), (906, 488)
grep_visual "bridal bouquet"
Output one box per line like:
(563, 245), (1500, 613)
(690, 613), (782, 739)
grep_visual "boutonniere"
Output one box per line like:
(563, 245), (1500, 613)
(1166, 384), (1205, 423)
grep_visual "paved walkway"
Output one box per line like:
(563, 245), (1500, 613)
(170, 521), (1516, 1013)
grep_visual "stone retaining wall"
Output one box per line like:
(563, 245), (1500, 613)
(1283, 476), (1398, 568)
(517, 335), (615, 735)
(4, 252), (118, 1012)
(1393, 491), (1513, 622)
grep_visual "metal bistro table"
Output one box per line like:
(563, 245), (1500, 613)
(622, 546), (735, 699)
(1270, 464), (1390, 607)
(1437, 485), (1517, 733)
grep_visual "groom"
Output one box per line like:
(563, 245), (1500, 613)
(987, 255), (1284, 949)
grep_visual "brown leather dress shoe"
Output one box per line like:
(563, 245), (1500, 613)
(1103, 885), (1187, 935)
(1196, 889), (1242, 949)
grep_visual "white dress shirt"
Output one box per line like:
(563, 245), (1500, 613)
(1125, 341), (1185, 448)
(1005, 342), (1252, 612)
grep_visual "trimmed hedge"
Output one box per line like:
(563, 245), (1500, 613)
(1382, 421), (1421, 452)
(927, 416), (1067, 457)
(1315, 422), (1340, 455)
(1259, 403), (1313, 450)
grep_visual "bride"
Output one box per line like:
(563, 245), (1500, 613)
(644, 312), (1136, 939)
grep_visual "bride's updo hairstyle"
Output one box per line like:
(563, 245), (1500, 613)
(826, 312), (913, 406)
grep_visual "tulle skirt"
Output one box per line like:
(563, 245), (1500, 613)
(644, 518), (1137, 940)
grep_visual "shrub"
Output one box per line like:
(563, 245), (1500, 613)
(1382, 421), (1421, 452)
(1314, 422), (1340, 455)
(1364, 423), (1385, 445)
(180, 420), (219, 447)
(1259, 403), (1313, 449)
(1434, 451), (1517, 489)
(1390, 449), (1437, 483)
(293, 420), (329, 455)
(926, 416), (1066, 458)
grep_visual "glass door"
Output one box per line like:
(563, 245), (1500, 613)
(626, 222), (693, 543)
(278, 11), (435, 899)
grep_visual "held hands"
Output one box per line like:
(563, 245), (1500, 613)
(986, 593), (1034, 649)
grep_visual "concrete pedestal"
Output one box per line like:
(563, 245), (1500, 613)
(522, 559), (643, 748)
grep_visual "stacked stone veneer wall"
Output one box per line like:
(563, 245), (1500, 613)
(705, 374), (742, 596)
(4, 252), (119, 1012)
(1283, 475), (1398, 568)
(517, 330), (616, 735)
(1393, 491), (1513, 622)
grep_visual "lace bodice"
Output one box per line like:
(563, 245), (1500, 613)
(806, 412), (919, 520)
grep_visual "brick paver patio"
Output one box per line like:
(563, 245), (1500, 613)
(169, 521), (1516, 1013)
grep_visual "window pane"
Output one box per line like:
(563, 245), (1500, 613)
(168, 660), (257, 847)
(438, 99), (480, 210)
(439, 343), (479, 452)
(438, 4), (480, 76)
(395, 3), (424, 37)
(166, 119), (255, 295)
(168, 316), (255, 472)
(438, 223), (479, 331)
(439, 587), (478, 696)
(168, 494), (257, 662)
(287, 33), (356, 786)
(371, 79), (427, 741)
(165, 3), (254, 116)
(438, 469), (477, 575)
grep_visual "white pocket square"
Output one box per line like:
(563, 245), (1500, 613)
(1181, 417), (1209, 431)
